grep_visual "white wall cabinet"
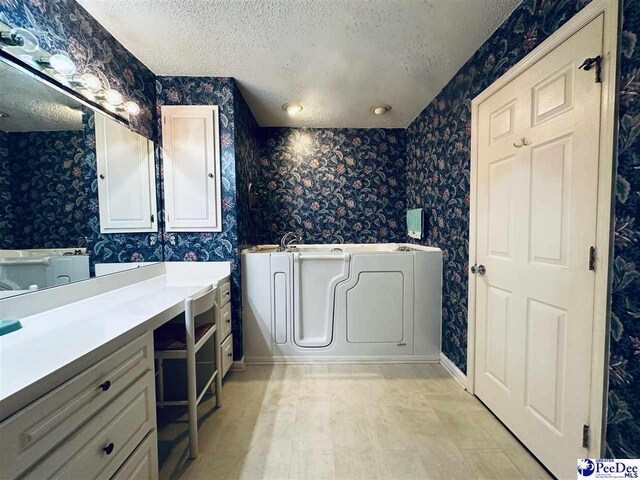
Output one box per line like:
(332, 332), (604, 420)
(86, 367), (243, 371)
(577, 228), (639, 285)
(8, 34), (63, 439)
(161, 105), (222, 233)
(95, 115), (158, 234)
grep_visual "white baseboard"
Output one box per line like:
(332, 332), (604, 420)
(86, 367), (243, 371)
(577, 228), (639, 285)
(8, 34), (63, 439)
(439, 352), (468, 389)
(230, 356), (246, 371)
(246, 355), (440, 365)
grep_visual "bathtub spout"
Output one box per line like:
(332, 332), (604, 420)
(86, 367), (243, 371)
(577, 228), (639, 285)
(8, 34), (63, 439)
(277, 232), (302, 252)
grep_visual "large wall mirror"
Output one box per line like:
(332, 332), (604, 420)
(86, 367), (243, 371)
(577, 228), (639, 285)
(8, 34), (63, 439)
(0, 56), (159, 299)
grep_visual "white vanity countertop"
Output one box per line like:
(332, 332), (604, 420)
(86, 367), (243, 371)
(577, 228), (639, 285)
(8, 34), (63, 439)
(0, 270), (229, 420)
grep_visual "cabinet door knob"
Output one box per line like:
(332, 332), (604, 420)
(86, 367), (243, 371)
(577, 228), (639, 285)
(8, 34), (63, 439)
(103, 442), (115, 455)
(208, 173), (214, 178)
(99, 380), (111, 392)
(99, 174), (105, 179)
(226, 318), (231, 324)
(227, 352), (233, 358)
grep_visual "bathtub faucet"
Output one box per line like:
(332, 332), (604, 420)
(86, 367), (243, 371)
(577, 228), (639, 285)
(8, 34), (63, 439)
(277, 232), (302, 252)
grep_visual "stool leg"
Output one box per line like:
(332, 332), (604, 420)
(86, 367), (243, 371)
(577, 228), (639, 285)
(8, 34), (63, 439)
(186, 302), (198, 459)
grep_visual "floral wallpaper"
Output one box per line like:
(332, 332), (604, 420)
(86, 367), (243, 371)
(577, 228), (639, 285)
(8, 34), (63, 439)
(607, 0), (640, 459)
(0, 0), (156, 139)
(156, 76), (244, 357)
(255, 128), (406, 244)
(9, 129), (87, 249)
(0, 130), (14, 247)
(234, 82), (262, 249)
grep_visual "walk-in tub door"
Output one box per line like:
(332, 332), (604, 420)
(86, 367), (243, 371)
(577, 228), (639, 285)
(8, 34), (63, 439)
(293, 252), (350, 348)
(335, 254), (414, 351)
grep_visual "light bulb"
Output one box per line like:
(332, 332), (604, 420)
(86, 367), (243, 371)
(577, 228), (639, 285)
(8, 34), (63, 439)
(105, 89), (123, 106)
(0, 28), (39, 52)
(49, 53), (76, 75)
(80, 73), (102, 91)
(124, 101), (140, 116)
(282, 102), (303, 116)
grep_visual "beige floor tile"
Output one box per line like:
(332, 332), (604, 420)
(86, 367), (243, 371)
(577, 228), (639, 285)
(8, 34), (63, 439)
(334, 450), (381, 480)
(366, 405), (417, 451)
(375, 450), (428, 480)
(331, 411), (374, 452)
(461, 449), (524, 480)
(416, 437), (477, 480)
(160, 364), (546, 480)
(289, 451), (336, 480)
(502, 446), (552, 480)
(293, 399), (333, 452)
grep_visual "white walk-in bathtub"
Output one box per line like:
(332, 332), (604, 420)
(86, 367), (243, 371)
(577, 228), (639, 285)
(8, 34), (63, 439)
(241, 243), (442, 362)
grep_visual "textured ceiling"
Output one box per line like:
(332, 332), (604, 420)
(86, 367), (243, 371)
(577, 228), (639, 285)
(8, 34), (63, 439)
(0, 61), (84, 132)
(78, 0), (520, 128)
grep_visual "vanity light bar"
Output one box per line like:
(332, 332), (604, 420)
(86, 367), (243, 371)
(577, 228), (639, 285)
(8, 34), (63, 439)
(0, 20), (140, 118)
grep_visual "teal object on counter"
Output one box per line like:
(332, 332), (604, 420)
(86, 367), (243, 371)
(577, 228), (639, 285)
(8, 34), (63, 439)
(407, 208), (423, 239)
(0, 319), (22, 336)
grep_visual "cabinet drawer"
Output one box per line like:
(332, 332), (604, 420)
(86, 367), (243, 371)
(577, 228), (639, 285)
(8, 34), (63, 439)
(219, 301), (232, 340)
(217, 280), (231, 307)
(24, 371), (156, 480)
(221, 334), (233, 378)
(0, 334), (154, 480)
(112, 430), (158, 480)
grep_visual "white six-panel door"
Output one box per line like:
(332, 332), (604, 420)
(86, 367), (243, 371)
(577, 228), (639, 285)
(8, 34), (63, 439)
(474, 15), (603, 479)
(161, 105), (222, 233)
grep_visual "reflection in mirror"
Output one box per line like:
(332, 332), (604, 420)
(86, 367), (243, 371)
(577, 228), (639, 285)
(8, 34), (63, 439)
(0, 57), (157, 299)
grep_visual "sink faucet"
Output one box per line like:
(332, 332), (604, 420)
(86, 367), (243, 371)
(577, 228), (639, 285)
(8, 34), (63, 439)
(277, 232), (302, 252)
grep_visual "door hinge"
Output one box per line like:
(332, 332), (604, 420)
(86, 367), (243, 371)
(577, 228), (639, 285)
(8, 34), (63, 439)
(579, 55), (602, 83)
(582, 424), (590, 449)
(150, 213), (155, 223)
(589, 246), (596, 271)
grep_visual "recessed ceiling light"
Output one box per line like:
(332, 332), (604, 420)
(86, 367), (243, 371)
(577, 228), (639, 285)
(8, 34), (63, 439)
(371, 104), (391, 115)
(282, 102), (303, 116)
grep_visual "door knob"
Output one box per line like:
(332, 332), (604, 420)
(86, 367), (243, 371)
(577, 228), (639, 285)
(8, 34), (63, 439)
(471, 264), (486, 275)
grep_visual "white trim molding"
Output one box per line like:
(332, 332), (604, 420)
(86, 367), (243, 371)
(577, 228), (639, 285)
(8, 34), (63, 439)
(230, 356), (246, 372)
(467, 0), (618, 459)
(440, 353), (467, 390)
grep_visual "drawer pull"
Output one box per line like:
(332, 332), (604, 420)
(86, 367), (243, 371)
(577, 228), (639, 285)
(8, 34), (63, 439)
(227, 352), (232, 358)
(226, 319), (231, 324)
(99, 380), (111, 392)
(224, 291), (230, 296)
(103, 442), (115, 455)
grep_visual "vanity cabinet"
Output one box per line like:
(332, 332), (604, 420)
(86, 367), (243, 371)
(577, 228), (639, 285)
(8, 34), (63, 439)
(95, 115), (158, 234)
(217, 278), (233, 378)
(0, 333), (158, 480)
(161, 105), (222, 233)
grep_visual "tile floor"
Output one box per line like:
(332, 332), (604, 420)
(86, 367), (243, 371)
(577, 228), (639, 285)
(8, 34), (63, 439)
(158, 364), (552, 480)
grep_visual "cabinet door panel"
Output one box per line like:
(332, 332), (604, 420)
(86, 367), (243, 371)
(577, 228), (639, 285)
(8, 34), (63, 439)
(95, 115), (157, 233)
(162, 106), (222, 232)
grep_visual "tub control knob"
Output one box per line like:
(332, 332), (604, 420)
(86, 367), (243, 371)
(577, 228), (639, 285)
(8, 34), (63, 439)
(471, 264), (486, 276)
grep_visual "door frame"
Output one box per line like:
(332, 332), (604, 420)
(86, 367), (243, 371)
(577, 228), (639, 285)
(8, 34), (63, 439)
(467, 0), (619, 458)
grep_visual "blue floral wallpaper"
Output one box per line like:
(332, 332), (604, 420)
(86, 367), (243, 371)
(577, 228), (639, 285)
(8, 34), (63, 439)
(156, 76), (244, 357)
(607, 0), (640, 459)
(9, 129), (87, 249)
(0, 130), (14, 247)
(234, 82), (262, 249)
(255, 128), (406, 244)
